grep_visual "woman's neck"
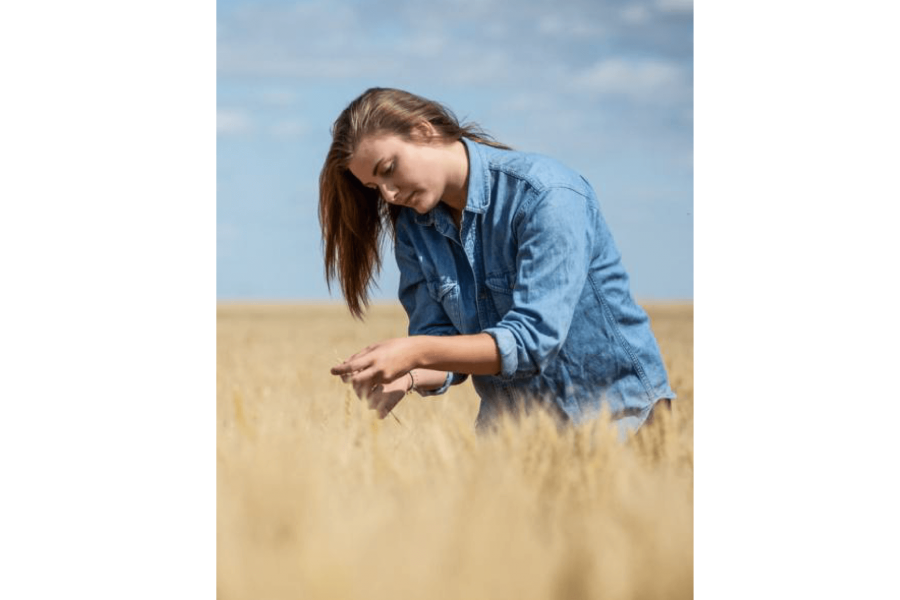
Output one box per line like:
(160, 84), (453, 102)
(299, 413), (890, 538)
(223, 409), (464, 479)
(440, 139), (469, 215)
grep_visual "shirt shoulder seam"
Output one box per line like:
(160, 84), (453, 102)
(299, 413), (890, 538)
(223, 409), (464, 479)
(511, 182), (597, 231)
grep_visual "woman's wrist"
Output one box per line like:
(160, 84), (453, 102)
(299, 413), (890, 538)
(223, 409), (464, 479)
(407, 336), (429, 371)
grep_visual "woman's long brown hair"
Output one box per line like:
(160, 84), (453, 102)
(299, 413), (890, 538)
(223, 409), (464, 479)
(319, 87), (510, 318)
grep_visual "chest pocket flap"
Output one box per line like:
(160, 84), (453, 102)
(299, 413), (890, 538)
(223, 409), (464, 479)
(485, 270), (516, 294)
(485, 270), (516, 316)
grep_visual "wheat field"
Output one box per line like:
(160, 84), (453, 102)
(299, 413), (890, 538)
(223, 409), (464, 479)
(217, 302), (693, 600)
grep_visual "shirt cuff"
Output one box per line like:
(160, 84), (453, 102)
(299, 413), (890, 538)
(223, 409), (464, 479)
(484, 327), (518, 379)
(417, 370), (454, 397)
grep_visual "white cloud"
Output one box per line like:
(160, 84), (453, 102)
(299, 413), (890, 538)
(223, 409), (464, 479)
(621, 4), (652, 25)
(216, 0), (691, 99)
(655, 0), (693, 12)
(217, 108), (253, 135)
(270, 119), (310, 138)
(574, 58), (687, 103)
(217, 1), (370, 78)
(258, 90), (299, 107)
(537, 14), (604, 38)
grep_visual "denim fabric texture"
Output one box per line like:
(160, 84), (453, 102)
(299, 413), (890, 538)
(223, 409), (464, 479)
(394, 138), (676, 433)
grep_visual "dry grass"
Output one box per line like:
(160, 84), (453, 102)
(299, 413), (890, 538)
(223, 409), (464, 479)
(217, 302), (693, 600)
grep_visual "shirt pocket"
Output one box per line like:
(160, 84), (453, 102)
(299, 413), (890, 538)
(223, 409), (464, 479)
(426, 278), (462, 328)
(484, 270), (516, 317)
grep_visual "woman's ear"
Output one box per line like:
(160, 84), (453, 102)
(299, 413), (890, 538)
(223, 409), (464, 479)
(412, 120), (439, 143)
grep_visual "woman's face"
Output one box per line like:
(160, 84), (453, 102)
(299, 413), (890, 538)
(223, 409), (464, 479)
(347, 132), (455, 214)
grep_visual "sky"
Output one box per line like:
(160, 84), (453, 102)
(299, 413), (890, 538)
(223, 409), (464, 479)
(217, 0), (693, 301)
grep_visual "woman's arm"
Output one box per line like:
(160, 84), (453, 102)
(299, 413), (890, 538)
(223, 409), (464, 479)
(414, 333), (501, 375)
(482, 187), (596, 379)
(331, 333), (500, 399)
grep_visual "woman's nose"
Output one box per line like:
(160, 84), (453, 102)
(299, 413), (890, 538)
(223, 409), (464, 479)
(379, 182), (398, 203)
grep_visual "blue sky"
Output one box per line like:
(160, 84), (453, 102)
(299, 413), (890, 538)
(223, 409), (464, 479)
(217, 0), (693, 301)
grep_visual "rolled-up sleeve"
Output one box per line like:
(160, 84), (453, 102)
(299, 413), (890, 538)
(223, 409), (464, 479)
(482, 187), (595, 380)
(395, 222), (469, 394)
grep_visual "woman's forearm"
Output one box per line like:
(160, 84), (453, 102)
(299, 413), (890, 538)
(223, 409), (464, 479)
(411, 333), (501, 376)
(408, 368), (453, 393)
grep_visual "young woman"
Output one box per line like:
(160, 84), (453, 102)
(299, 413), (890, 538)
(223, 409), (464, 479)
(321, 87), (675, 434)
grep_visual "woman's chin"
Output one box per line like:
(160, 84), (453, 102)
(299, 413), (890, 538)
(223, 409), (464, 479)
(409, 192), (430, 213)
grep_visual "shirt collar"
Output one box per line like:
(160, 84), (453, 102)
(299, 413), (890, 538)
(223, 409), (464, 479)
(414, 137), (490, 227)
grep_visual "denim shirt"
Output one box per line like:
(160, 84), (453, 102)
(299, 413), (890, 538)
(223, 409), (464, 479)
(394, 138), (675, 432)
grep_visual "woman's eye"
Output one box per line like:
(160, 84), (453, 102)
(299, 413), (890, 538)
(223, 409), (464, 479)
(384, 162), (394, 176)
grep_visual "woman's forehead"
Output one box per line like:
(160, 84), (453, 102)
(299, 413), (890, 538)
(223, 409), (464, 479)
(356, 133), (405, 156)
(348, 136), (398, 181)
(351, 136), (405, 169)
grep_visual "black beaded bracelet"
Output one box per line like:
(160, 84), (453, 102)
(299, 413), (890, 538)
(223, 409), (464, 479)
(405, 369), (418, 395)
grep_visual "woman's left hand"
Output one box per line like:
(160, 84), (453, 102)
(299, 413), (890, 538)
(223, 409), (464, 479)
(331, 337), (421, 399)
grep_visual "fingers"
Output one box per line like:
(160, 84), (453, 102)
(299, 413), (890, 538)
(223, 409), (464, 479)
(332, 341), (405, 420)
(335, 364), (379, 400)
(351, 367), (382, 399)
(331, 357), (369, 377)
(331, 361), (359, 376)
(344, 376), (404, 420)
(331, 346), (377, 376)
(332, 367), (357, 384)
